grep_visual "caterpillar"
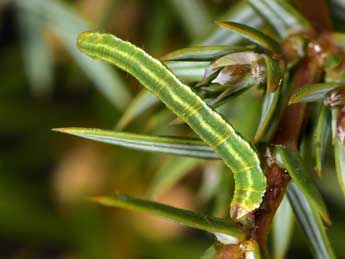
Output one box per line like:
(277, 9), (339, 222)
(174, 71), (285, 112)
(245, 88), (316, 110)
(77, 32), (267, 227)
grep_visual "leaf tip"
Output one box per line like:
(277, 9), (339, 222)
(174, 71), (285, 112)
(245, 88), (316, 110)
(288, 98), (295, 105)
(52, 128), (70, 133)
(215, 20), (232, 29)
(322, 212), (332, 226)
(88, 195), (110, 205)
(115, 118), (128, 131)
(316, 169), (322, 177)
(160, 52), (173, 61)
(214, 232), (240, 245)
(52, 127), (85, 136)
(253, 134), (261, 144)
(215, 20), (224, 26)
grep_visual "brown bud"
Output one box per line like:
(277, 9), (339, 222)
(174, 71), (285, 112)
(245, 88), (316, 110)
(212, 64), (251, 86)
(324, 87), (345, 108)
(282, 34), (307, 64)
(215, 240), (260, 259)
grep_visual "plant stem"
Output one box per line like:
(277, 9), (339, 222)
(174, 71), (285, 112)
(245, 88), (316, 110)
(251, 0), (330, 254)
(293, 0), (332, 32)
(216, 1), (332, 257)
(252, 53), (324, 253)
(216, 43), (325, 259)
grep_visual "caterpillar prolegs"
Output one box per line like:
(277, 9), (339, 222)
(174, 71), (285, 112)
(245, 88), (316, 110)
(77, 32), (267, 227)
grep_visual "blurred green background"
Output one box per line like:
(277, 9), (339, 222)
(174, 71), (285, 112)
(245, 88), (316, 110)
(0, 0), (345, 258)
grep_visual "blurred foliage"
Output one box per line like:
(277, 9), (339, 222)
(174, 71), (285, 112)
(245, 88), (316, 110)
(0, 0), (345, 258)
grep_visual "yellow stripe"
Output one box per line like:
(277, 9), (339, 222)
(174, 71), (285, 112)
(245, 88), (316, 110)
(78, 33), (267, 225)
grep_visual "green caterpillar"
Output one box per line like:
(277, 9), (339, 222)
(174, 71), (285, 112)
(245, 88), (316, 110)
(77, 32), (266, 227)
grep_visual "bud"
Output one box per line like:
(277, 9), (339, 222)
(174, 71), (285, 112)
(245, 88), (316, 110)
(337, 107), (345, 144)
(197, 52), (266, 107)
(324, 87), (345, 108)
(282, 34), (307, 68)
(325, 54), (345, 83)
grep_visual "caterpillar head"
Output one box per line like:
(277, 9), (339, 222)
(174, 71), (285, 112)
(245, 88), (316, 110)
(77, 32), (104, 60)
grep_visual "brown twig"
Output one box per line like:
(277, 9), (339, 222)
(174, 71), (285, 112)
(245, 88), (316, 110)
(293, 0), (332, 32)
(216, 1), (332, 257)
(252, 48), (325, 253)
(217, 43), (325, 259)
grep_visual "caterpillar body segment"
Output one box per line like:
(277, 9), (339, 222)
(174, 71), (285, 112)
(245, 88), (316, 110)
(77, 32), (267, 227)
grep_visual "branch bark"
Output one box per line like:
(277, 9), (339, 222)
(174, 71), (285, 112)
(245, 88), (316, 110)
(216, 1), (332, 257)
(293, 0), (332, 32)
(252, 49), (324, 252)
